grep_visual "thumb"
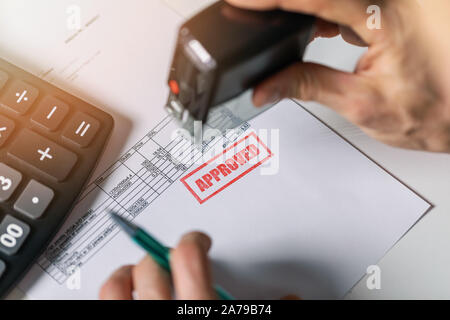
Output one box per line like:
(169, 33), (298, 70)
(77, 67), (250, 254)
(253, 62), (378, 124)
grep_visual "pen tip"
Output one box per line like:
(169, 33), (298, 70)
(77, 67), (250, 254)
(109, 210), (138, 236)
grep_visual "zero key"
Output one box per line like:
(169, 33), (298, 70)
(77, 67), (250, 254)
(8, 129), (78, 181)
(0, 215), (30, 256)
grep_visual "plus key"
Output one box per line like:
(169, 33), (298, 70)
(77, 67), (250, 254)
(8, 130), (78, 181)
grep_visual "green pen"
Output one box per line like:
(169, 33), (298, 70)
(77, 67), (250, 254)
(110, 211), (234, 300)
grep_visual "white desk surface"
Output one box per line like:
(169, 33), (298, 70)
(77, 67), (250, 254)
(5, 0), (450, 299)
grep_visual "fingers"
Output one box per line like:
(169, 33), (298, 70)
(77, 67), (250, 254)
(100, 232), (216, 300)
(132, 255), (172, 300)
(171, 232), (216, 300)
(252, 61), (381, 126)
(226, 0), (380, 44)
(100, 257), (172, 300)
(99, 265), (134, 300)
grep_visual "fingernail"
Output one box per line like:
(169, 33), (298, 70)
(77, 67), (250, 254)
(182, 232), (212, 252)
(254, 88), (280, 107)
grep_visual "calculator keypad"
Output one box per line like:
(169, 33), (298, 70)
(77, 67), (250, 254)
(0, 114), (15, 147)
(31, 96), (69, 131)
(0, 80), (39, 115)
(8, 129), (78, 181)
(0, 59), (113, 297)
(14, 180), (54, 220)
(0, 215), (30, 256)
(0, 163), (22, 202)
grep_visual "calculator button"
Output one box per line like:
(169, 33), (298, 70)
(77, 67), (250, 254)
(0, 215), (30, 256)
(0, 114), (15, 147)
(31, 96), (69, 131)
(0, 70), (8, 90)
(0, 163), (22, 202)
(8, 129), (78, 181)
(14, 180), (54, 220)
(62, 112), (100, 147)
(0, 80), (39, 114)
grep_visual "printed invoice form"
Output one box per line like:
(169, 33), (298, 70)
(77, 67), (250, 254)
(0, 0), (431, 299)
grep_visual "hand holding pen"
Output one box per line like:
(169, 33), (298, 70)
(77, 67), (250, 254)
(99, 213), (232, 300)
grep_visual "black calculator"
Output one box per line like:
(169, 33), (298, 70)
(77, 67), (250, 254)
(0, 58), (114, 297)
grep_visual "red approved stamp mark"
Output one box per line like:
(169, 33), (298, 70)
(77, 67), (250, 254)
(181, 132), (273, 204)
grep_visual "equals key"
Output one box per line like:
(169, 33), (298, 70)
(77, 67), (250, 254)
(62, 112), (100, 147)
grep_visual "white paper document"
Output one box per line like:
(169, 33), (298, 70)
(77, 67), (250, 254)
(0, 0), (431, 299)
(18, 98), (430, 299)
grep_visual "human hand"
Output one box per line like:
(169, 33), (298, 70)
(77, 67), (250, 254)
(99, 232), (217, 300)
(227, 0), (450, 153)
